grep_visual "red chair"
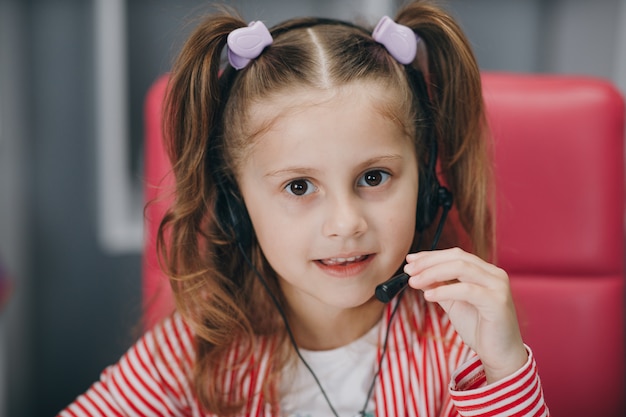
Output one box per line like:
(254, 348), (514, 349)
(143, 75), (175, 331)
(484, 73), (625, 416)
(143, 73), (626, 416)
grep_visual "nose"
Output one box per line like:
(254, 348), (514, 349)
(322, 193), (368, 238)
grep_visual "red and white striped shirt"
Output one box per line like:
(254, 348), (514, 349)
(59, 291), (549, 416)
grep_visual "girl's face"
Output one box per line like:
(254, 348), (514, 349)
(237, 82), (419, 318)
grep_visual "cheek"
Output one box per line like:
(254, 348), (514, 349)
(251, 218), (308, 283)
(253, 213), (292, 249)
(245, 198), (304, 265)
(384, 206), (416, 244)
(382, 186), (418, 246)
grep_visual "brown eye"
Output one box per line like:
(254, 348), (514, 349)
(286, 179), (315, 196)
(359, 170), (390, 187)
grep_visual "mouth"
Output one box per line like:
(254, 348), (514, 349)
(318, 254), (369, 266)
(314, 254), (374, 277)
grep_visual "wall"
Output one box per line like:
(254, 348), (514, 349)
(0, 0), (623, 416)
(0, 1), (30, 416)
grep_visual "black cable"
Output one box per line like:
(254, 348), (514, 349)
(359, 290), (404, 415)
(238, 242), (400, 417)
(238, 243), (341, 416)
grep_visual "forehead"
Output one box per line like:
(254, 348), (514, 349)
(244, 80), (411, 145)
(236, 81), (416, 176)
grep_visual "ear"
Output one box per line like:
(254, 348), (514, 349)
(216, 180), (254, 250)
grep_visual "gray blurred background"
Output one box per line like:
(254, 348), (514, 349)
(0, 0), (624, 415)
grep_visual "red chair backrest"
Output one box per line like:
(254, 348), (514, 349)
(484, 72), (625, 416)
(143, 75), (175, 330)
(143, 72), (626, 416)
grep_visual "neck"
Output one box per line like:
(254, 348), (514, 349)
(286, 297), (385, 351)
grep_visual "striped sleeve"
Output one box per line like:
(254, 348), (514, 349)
(449, 345), (550, 417)
(57, 313), (197, 417)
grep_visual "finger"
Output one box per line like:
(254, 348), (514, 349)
(405, 247), (503, 278)
(423, 281), (514, 318)
(406, 256), (508, 291)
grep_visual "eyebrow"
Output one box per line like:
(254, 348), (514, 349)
(264, 154), (404, 178)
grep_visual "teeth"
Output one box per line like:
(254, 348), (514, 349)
(322, 255), (366, 265)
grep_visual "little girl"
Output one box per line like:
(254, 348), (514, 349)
(60, 1), (549, 416)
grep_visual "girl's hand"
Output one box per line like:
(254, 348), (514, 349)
(404, 247), (528, 384)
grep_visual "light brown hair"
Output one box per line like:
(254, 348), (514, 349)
(158, 1), (492, 413)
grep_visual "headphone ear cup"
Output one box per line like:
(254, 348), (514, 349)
(415, 170), (441, 232)
(216, 182), (254, 250)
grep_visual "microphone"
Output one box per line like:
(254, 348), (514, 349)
(375, 187), (452, 303)
(375, 272), (409, 303)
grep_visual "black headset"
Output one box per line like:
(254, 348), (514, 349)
(214, 132), (452, 305)
(212, 20), (452, 265)
(205, 21), (455, 416)
(214, 103), (451, 258)
(214, 137), (451, 254)
(215, 175), (254, 250)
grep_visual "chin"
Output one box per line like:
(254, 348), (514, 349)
(323, 291), (378, 310)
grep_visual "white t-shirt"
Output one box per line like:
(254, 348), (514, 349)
(280, 322), (381, 417)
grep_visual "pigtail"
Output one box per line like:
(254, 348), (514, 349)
(163, 13), (241, 228)
(397, 1), (494, 260)
(158, 12), (269, 415)
(160, 12), (246, 322)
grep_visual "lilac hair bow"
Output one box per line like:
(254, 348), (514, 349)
(227, 21), (273, 70)
(372, 16), (419, 65)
